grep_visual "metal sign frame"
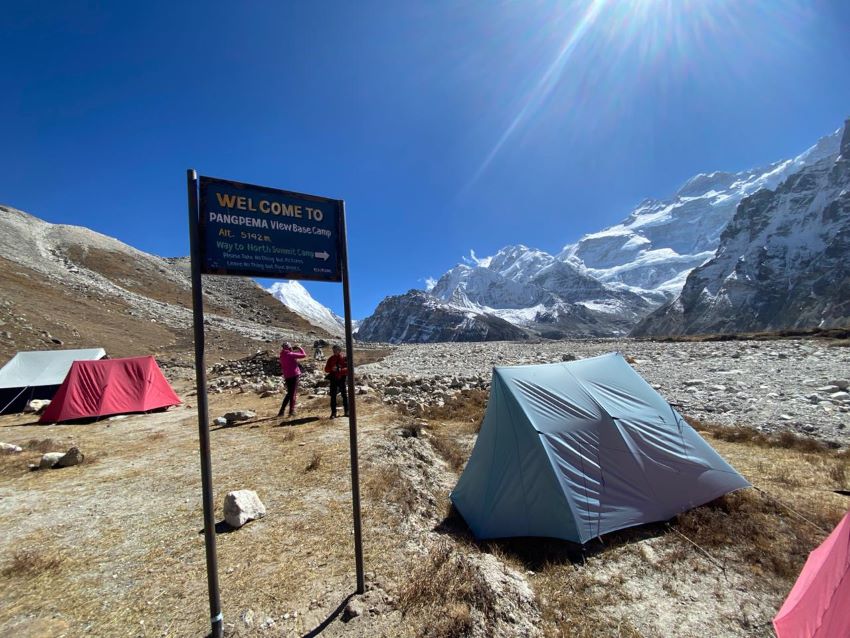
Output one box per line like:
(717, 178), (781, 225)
(186, 169), (364, 638)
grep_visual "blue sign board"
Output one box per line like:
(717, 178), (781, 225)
(198, 176), (342, 282)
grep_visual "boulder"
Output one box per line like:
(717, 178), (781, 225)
(223, 490), (266, 528)
(23, 399), (51, 414)
(223, 410), (256, 424)
(57, 446), (84, 467)
(39, 452), (64, 469)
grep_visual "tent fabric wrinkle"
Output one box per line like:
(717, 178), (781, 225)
(451, 352), (750, 544)
(39, 355), (180, 423)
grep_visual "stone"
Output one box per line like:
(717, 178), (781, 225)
(39, 452), (64, 469)
(224, 490), (266, 528)
(683, 379), (706, 386)
(223, 410), (256, 424)
(817, 385), (840, 393)
(832, 379), (850, 391)
(830, 392), (849, 402)
(23, 399), (51, 414)
(342, 598), (366, 622)
(213, 417), (228, 426)
(57, 446), (84, 467)
(1, 442), (23, 453)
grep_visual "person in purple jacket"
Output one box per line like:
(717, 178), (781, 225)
(277, 342), (306, 417)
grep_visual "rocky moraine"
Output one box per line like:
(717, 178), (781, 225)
(206, 338), (850, 446)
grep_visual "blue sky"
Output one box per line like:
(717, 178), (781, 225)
(2, 1), (849, 319)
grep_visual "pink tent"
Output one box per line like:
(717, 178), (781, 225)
(774, 510), (850, 638)
(39, 356), (181, 423)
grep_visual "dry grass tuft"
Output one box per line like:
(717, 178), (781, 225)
(281, 429), (295, 442)
(398, 542), (496, 638)
(1, 550), (63, 577)
(26, 438), (66, 453)
(830, 459), (848, 486)
(146, 431), (166, 441)
(689, 419), (838, 454)
(535, 564), (642, 637)
(304, 451), (322, 472)
(424, 389), (488, 430)
(674, 490), (843, 584)
(426, 427), (468, 473)
(365, 465), (419, 517)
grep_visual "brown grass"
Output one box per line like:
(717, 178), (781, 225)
(26, 438), (66, 453)
(364, 465), (419, 517)
(304, 451), (322, 472)
(534, 566), (643, 638)
(426, 427), (468, 473)
(1, 550), (63, 577)
(688, 418), (839, 454)
(423, 389), (488, 429)
(398, 542), (497, 638)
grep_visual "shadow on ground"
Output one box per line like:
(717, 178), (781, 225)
(434, 504), (670, 569)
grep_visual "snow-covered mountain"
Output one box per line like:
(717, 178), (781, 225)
(358, 244), (653, 342)
(356, 289), (530, 343)
(561, 127), (842, 298)
(634, 119), (850, 336)
(267, 280), (344, 336)
(359, 120), (848, 343)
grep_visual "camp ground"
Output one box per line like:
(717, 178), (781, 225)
(38, 355), (181, 423)
(451, 353), (751, 543)
(0, 348), (106, 414)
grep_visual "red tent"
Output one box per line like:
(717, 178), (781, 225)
(39, 356), (181, 423)
(774, 510), (850, 638)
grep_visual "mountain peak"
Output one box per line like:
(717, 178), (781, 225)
(267, 281), (343, 336)
(841, 118), (850, 158)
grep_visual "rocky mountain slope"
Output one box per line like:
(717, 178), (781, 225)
(561, 128), (841, 297)
(356, 289), (530, 343)
(0, 206), (334, 362)
(635, 119), (850, 336)
(359, 122), (846, 343)
(358, 245), (653, 343)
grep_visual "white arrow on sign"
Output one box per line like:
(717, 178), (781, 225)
(315, 251), (330, 261)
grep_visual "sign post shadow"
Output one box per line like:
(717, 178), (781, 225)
(186, 169), (364, 638)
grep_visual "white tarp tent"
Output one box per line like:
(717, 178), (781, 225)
(0, 348), (107, 414)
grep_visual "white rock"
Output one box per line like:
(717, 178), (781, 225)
(224, 490), (266, 528)
(830, 379), (849, 391)
(23, 399), (51, 414)
(213, 417), (228, 426)
(830, 392), (849, 401)
(1, 442), (23, 454)
(817, 385), (840, 393)
(39, 452), (64, 469)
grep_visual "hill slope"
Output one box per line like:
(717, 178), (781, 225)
(0, 206), (331, 362)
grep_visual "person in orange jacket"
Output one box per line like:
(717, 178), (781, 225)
(324, 344), (349, 418)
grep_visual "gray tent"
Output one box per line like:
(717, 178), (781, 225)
(0, 348), (107, 414)
(451, 353), (749, 544)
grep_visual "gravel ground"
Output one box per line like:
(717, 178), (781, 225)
(357, 338), (850, 445)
